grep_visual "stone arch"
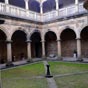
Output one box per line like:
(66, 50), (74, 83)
(80, 26), (88, 58)
(80, 24), (88, 35)
(44, 30), (58, 39)
(59, 27), (77, 40)
(0, 29), (7, 64)
(11, 27), (27, 39)
(29, 29), (41, 40)
(60, 28), (77, 58)
(30, 30), (42, 58)
(11, 30), (27, 61)
(0, 26), (8, 39)
(45, 31), (57, 57)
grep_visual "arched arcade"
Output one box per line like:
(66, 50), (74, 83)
(0, 29), (7, 64)
(11, 30), (27, 62)
(60, 28), (77, 57)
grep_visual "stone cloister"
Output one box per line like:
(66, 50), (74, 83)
(0, 15), (88, 64)
(0, 0), (88, 65)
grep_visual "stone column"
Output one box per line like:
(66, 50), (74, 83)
(76, 38), (82, 61)
(5, 0), (9, 4)
(6, 40), (13, 66)
(40, 3), (43, 21)
(55, 0), (59, 16)
(27, 40), (31, 62)
(75, 0), (79, 13)
(41, 40), (45, 58)
(55, 0), (59, 10)
(75, 0), (79, 5)
(40, 3), (43, 14)
(24, 0), (29, 17)
(24, 0), (29, 10)
(5, 0), (9, 13)
(57, 39), (61, 59)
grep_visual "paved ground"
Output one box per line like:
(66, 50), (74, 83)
(43, 61), (58, 88)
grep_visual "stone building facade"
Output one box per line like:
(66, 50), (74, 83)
(0, 0), (88, 65)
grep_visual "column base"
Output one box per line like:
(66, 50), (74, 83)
(27, 59), (32, 63)
(6, 61), (14, 67)
(77, 57), (83, 62)
(58, 56), (63, 61)
(42, 56), (46, 60)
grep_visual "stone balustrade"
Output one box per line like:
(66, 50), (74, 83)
(43, 3), (87, 22)
(0, 2), (87, 22)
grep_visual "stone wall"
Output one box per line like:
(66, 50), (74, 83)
(0, 42), (7, 63)
(45, 41), (57, 56)
(61, 40), (77, 57)
(81, 40), (88, 58)
(0, 15), (88, 63)
(12, 41), (27, 61)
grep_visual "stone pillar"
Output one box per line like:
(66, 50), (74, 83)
(76, 38), (82, 61)
(75, 0), (79, 13)
(55, 0), (59, 10)
(41, 40), (45, 58)
(57, 39), (61, 59)
(5, 0), (9, 13)
(40, 3), (43, 14)
(55, 0), (59, 16)
(6, 40), (13, 66)
(27, 40), (31, 62)
(75, 0), (79, 5)
(5, 0), (9, 4)
(24, 0), (29, 10)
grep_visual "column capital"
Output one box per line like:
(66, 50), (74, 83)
(57, 39), (61, 41)
(5, 0), (9, 4)
(24, 0), (29, 2)
(76, 38), (81, 40)
(41, 40), (45, 42)
(6, 40), (12, 43)
(26, 40), (31, 43)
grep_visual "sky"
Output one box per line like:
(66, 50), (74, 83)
(0, 0), (83, 13)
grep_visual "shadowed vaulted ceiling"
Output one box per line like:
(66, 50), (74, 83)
(0, 0), (84, 13)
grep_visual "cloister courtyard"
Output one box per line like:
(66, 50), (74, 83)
(0, 0), (88, 88)
(1, 61), (88, 88)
